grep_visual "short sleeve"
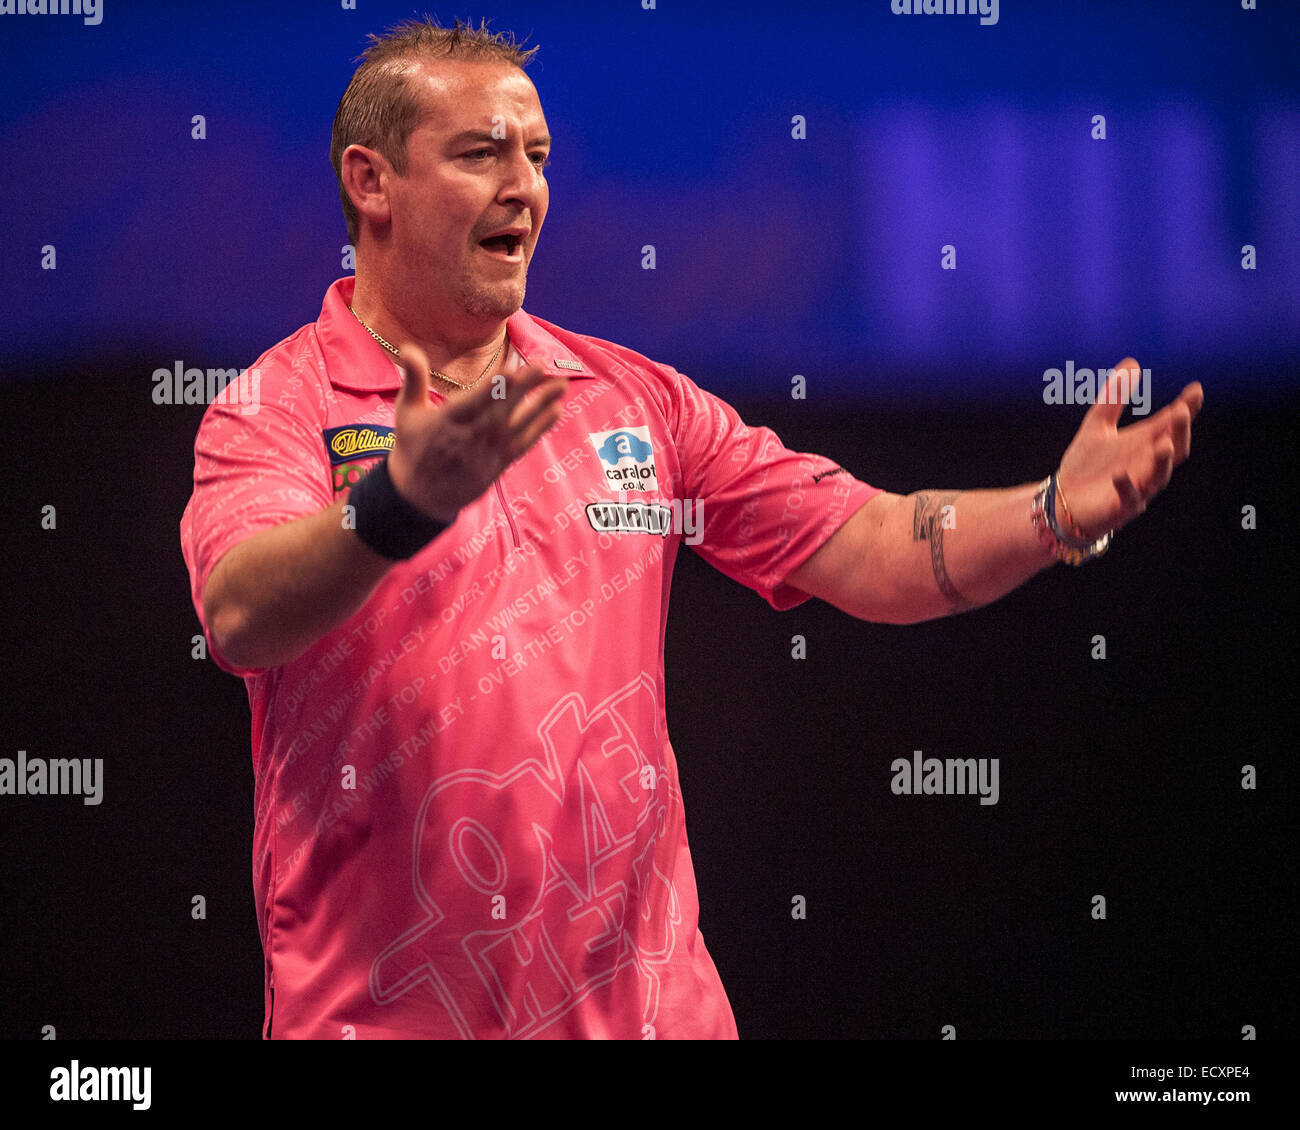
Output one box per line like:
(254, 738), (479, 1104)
(179, 383), (334, 677)
(666, 367), (883, 610)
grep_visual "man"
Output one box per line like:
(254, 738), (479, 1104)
(180, 18), (1202, 1040)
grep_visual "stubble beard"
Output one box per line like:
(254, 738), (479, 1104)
(457, 261), (526, 322)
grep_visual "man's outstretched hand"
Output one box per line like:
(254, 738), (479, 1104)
(386, 342), (568, 524)
(1055, 358), (1204, 541)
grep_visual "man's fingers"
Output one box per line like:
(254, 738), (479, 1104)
(487, 367), (563, 430)
(1169, 402), (1192, 461)
(1151, 439), (1175, 491)
(1135, 381), (1201, 460)
(506, 377), (567, 434)
(1174, 382), (1203, 457)
(1113, 470), (1144, 515)
(395, 343), (434, 412)
(1088, 357), (1141, 429)
(445, 364), (557, 423)
(502, 379), (568, 460)
(504, 399), (565, 463)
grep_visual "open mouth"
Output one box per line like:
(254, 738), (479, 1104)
(478, 234), (524, 260)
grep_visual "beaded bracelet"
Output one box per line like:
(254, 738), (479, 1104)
(1032, 474), (1111, 566)
(1053, 475), (1087, 543)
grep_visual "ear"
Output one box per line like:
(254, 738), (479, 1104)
(340, 143), (393, 234)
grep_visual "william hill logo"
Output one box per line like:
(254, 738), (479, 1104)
(588, 426), (658, 493)
(323, 424), (395, 465)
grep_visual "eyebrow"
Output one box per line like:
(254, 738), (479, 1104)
(447, 130), (551, 148)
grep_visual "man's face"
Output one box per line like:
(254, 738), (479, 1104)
(385, 59), (550, 325)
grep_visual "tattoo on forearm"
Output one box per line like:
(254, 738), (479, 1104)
(911, 491), (975, 613)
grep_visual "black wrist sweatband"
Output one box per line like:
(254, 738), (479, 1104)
(349, 455), (454, 560)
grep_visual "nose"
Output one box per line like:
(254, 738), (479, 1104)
(495, 144), (545, 216)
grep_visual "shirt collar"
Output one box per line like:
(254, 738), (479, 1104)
(317, 275), (595, 393)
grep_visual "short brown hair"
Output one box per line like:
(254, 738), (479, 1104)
(330, 16), (539, 246)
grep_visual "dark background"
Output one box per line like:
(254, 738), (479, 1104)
(3, 0), (1296, 1040)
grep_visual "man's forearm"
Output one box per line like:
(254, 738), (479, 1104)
(792, 482), (1063, 625)
(871, 483), (1056, 623)
(202, 499), (397, 670)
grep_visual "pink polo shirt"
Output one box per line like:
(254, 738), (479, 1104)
(180, 276), (882, 1039)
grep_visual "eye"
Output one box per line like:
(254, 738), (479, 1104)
(463, 148), (493, 161)
(531, 153), (551, 170)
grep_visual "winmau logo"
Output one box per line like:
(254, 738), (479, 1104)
(588, 427), (659, 493)
(586, 500), (703, 545)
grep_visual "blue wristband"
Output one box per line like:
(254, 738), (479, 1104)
(348, 456), (453, 560)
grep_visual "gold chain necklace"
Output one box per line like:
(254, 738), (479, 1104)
(348, 305), (505, 391)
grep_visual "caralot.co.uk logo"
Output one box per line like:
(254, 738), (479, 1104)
(588, 427), (659, 493)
